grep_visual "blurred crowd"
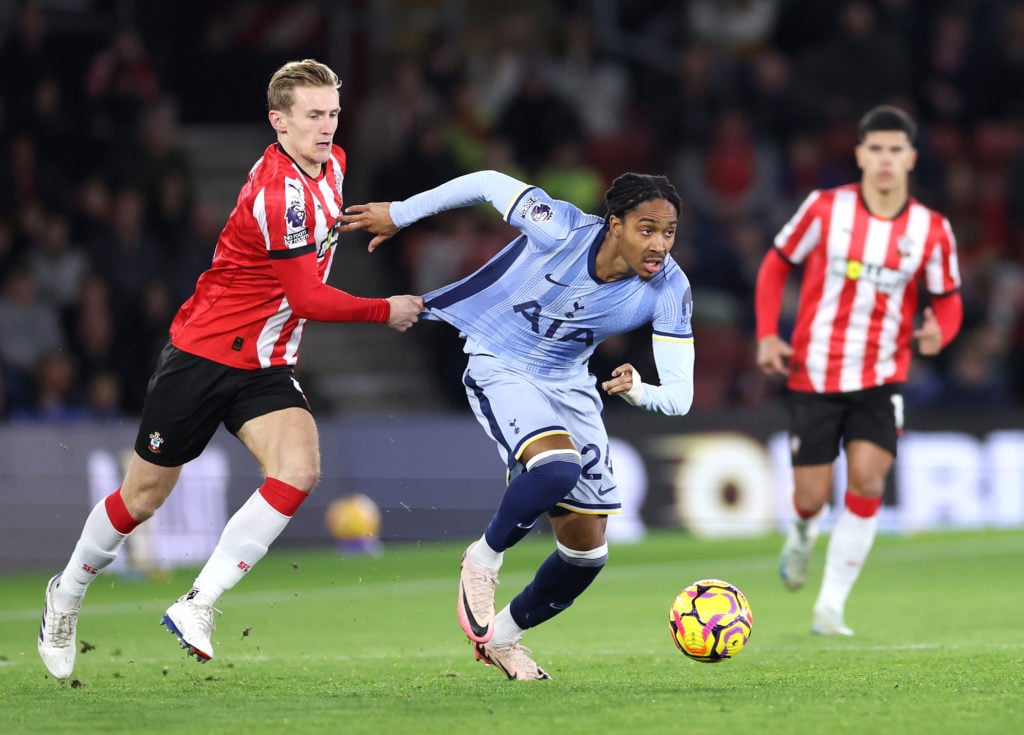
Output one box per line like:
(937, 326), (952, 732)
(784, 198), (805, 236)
(0, 4), (220, 422)
(1, 0), (1023, 422)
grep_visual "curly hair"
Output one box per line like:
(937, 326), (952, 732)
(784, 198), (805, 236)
(603, 173), (682, 222)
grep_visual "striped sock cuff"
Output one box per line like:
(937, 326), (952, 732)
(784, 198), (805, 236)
(555, 541), (609, 567)
(525, 449), (582, 471)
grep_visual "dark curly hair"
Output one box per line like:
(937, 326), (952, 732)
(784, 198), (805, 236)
(603, 173), (682, 223)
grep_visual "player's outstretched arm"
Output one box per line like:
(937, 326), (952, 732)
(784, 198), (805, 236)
(345, 171), (528, 245)
(270, 251), (391, 324)
(386, 294), (425, 332)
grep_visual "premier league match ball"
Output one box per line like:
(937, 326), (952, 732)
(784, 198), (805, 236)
(669, 579), (754, 663)
(325, 493), (382, 554)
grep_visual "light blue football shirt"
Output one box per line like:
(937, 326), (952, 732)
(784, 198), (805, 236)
(402, 179), (694, 379)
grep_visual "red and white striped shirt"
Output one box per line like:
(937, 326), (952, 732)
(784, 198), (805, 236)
(770, 184), (960, 393)
(170, 142), (380, 369)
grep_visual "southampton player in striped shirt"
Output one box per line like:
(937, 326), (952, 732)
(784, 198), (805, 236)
(342, 172), (695, 679)
(755, 105), (963, 636)
(36, 59), (423, 680)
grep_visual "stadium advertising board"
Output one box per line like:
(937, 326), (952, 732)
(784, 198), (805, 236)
(1, 411), (1021, 571)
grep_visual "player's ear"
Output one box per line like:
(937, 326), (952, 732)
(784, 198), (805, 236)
(269, 109), (286, 133)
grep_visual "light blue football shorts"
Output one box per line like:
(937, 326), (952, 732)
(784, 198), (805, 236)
(461, 353), (621, 515)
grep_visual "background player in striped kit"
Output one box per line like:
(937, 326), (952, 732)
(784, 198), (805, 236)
(342, 171), (695, 679)
(36, 59), (424, 680)
(755, 105), (963, 635)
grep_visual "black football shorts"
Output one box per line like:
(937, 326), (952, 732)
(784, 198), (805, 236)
(784, 384), (904, 466)
(133, 342), (310, 467)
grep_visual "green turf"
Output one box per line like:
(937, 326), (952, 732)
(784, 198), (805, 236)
(2, 530), (1022, 734)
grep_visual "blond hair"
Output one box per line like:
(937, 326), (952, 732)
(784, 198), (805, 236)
(267, 59), (341, 112)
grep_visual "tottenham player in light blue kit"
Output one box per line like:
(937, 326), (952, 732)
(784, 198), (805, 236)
(341, 171), (694, 679)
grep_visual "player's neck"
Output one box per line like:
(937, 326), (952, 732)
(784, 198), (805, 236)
(860, 182), (909, 220)
(277, 141), (323, 178)
(594, 237), (631, 282)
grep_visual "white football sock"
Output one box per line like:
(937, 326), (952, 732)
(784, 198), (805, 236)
(469, 534), (504, 570)
(55, 498), (130, 608)
(189, 490), (291, 606)
(489, 604), (526, 646)
(815, 507), (878, 615)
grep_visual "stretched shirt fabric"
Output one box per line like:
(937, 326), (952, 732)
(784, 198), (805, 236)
(766, 183), (961, 393)
(170, 143), (388, 369)
(390, 171), (695, 415)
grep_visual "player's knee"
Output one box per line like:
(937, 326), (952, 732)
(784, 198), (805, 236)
(120, 481), (173, 521)
(848, 476), (885, 499)
(123, 499), (158, 523)
(526, 449), (582, 492)
(276, 465), (319, 494)
(543, 459), (582, 492)
(294, 471), (320, 494)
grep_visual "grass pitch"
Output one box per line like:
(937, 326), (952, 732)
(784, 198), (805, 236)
(1, 529), (1022, 734)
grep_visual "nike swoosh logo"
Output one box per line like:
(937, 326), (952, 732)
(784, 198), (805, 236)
(460, 585), (490, 639)
(545, 273), (570, 287)
(596, 485), (617, 497)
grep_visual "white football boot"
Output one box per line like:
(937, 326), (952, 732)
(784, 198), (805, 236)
(812, 605), (855, 636)
(162, 591), (219, 662)
(38, 574), (80, 680)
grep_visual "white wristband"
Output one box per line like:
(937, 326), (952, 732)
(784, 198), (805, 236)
(620, 368), (645, 406)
